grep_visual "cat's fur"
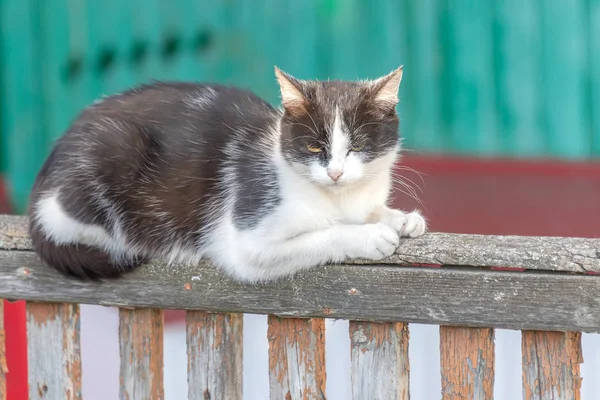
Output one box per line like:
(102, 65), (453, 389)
(28, 66), (426, 282)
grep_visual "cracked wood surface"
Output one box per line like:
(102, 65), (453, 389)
(268, 317), (326, 400)
(0, 214), (598, 273)
(119, 308), (164, 400)
(186, 311), (243, 400)
(27, 302), (82, 400)
(522, 331), (582, 400)
(440, 327), (494, 400)
(350, 321), (409, 400)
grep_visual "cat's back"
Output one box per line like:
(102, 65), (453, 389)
(34, 82), (280, 186)
(90, 81), (277, 118)
(78, 81), (279, 143)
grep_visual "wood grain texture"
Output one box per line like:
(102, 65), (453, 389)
(0, 301), (6, 400)
(186, 311), (242, 400)
(268, 317), (326, 400)
(0, 214), (598, 273)
(440, 327), (494, 400)
(522, 331), (583, 400)
(119, 308), (164, 400)
(4, 252), (600, 332)
(349, 322), (409, 400)
(0, 216), (30, 250)
(26, 302), (82, 400)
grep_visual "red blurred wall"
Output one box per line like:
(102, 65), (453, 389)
(394, 155), (600, 238)
(0, 178), (28, 400)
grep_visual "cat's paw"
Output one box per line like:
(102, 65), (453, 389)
(385, 209), (427, 238)
(345, 223), (400, 260)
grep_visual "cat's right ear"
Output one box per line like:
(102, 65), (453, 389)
(275, 67), (307, 117)
(369, 66), (403, 110)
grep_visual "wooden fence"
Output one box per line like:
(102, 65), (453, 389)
(0, 214), (598, 399)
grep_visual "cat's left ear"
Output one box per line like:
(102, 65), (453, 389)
(369, 66), (403, 109)
(274, 67), (307, 117)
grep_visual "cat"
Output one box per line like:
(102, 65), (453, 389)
(28, 66), (426, 282)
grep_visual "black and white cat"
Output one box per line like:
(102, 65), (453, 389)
(28, 66), (426, 282)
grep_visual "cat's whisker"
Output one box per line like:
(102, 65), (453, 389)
(391, 176), (423, 205)
(393, 163), (427, 186)
(392, 165), (424, 185)
(392, 184), (423, 205)
(394, 165), (427, 178)
(289, 123), (318, 137)
(399, 147), (419, 153)
(351, 107), (359, 128)
(392, 175), (421, 196)
(393, 183), (423, 205)
(392, 178), (418, 198)
(304, 109), (320, 137)
(288, 134), (319, 145)
(354, 121), (397, 135)
(394, 171), (426, 189)
(391, 172), (424, 193)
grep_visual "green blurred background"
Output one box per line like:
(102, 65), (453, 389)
(0, 0), (599, 212)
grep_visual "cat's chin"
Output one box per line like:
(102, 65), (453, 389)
(312, 178), (361, 190)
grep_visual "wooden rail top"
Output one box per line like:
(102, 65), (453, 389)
(1, 215), (599, 332)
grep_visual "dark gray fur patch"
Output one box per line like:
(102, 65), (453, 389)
(231, 147), (281, 229)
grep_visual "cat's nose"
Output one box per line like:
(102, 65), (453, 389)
(327, 169), (344, 182)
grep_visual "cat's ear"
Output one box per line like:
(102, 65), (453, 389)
(275, 67), (307, 116)
(369, 66), (403, 109)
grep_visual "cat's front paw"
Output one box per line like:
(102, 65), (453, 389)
(385, 209), (427, 238)
(346, 223), (400, 260)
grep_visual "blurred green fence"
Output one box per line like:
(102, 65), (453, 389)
(1, 0), (599, 211)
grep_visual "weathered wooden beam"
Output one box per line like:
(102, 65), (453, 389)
(0, 214), (599, 273)
(440, 327), (494, 400)
(267, 317), (326, 400)
(0, 301), (6, 400)
(26, 302), (82, 400)
(349, 321), (409, 400)
(186, 311), (243, 400)
(119, 308), (164, 400)
(522, 331), (582, 400)
(4, 253), (600, 332)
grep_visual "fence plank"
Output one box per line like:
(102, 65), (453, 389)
(1, 213), (599, 274)
(349, 321), (409, 400)
(7, 256), (600, 332)
(0, 301), (6, 400)
(119, 308), (164, 400)
(186, 311), (243, 400)
(26, 302), (81, 400)
(522, 331), (582, 400)
(268, 317), (326, 400)
(440, 327), (494, 400)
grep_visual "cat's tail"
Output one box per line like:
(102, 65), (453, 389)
(28, 219), (147, 281)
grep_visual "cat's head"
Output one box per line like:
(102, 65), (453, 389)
(276, 67), (402, 188)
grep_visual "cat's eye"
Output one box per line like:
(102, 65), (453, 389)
(350, 144), (365, 152)
(307, 144), (323, 153)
